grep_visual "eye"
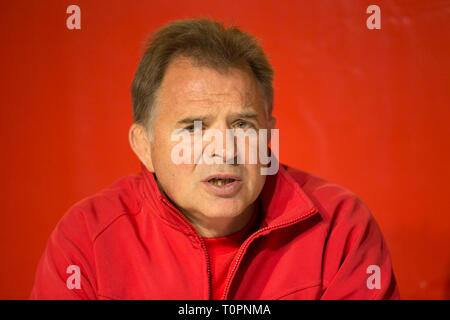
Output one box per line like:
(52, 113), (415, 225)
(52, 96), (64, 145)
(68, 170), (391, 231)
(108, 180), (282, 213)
(234, 121), (253, 129)
(183, 124), (205, 132)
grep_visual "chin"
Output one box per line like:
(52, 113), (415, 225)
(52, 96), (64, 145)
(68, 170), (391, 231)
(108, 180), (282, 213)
(200, 202), (244, 219)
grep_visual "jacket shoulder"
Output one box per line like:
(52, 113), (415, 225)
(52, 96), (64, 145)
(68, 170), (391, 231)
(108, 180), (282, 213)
(58, 173), (144, 242)
(282, 164), (373, 228)
(282, 165), (398, 299)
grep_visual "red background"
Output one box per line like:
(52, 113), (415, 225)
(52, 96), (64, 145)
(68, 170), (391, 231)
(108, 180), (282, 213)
(0, 0), (449, 299)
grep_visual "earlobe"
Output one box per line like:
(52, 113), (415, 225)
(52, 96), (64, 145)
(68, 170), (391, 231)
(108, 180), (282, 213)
(128, 123), (155, 172)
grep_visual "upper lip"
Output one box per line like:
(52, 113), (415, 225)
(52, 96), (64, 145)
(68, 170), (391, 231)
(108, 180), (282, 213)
(202, 173), (242, 182)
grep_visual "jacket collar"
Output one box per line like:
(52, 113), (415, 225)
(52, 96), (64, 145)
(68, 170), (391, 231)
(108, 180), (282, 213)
(140, 162), (319, 233)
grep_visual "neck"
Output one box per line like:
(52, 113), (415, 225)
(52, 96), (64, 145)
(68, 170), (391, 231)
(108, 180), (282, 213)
(154, 174), (257, 238)
(185, 203), (257, 238)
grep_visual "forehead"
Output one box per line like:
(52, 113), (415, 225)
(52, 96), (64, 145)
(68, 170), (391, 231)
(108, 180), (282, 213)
(155, 57), (266, 118)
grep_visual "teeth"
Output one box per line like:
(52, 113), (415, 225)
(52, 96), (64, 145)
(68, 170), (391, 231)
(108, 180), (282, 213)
(209, 178), (235, 186)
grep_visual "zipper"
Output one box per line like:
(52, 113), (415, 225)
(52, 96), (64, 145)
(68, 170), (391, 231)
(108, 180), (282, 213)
(159, 197), (212, 300)
(221, 206), (319, 300)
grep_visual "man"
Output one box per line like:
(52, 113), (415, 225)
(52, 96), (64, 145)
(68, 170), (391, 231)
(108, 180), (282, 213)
(30, 18), (400, 299)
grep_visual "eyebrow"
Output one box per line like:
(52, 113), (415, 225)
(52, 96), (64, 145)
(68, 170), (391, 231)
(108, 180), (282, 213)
(176, 116), (209, 125)
(175, 110), (261, 126)
(230, 111), (259, 120)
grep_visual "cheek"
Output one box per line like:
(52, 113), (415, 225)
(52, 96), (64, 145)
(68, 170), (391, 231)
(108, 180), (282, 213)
(155, 165), (198, 209)
(245, 166), (266, 194)
(151, 141), (196, 187)
(152, 138), (183, 169)
(159, 163), (196, 187)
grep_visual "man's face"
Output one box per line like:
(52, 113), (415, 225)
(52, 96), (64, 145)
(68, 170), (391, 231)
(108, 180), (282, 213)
(148, 57), (272, 223)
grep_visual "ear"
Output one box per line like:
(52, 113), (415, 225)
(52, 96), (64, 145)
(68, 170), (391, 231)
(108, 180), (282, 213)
(129, 123), (155, 172)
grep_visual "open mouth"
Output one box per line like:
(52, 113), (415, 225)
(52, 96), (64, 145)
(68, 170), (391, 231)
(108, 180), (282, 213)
(208, 177), (236, 186)
(202, 174), (242, 196)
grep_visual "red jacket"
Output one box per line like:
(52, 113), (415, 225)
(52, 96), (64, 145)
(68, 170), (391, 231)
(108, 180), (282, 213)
(30, 164), (400, 299)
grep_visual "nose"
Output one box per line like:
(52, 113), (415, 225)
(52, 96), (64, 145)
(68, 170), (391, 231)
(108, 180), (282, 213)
(203, 125), (237, 165)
